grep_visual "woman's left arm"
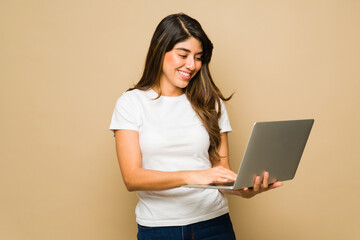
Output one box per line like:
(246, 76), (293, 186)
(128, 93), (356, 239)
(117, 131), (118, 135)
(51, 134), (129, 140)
(215, 133), (283, 199)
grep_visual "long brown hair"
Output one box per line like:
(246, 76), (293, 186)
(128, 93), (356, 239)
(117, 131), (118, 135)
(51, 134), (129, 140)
(130, 13), (232, 162)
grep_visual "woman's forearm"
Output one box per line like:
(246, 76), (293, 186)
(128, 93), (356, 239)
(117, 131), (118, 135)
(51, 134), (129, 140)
(121, 168), (193, 191)
(121, 166), (236, 192)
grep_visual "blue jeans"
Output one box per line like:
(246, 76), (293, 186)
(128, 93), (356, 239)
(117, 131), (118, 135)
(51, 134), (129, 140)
(137, 213), (236, 240)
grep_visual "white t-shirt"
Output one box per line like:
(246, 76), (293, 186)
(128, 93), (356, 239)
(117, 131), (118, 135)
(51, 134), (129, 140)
(109, 89), (232, 227)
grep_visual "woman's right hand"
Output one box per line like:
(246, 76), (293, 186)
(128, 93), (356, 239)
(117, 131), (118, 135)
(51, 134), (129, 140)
(187, 166), (237, 185)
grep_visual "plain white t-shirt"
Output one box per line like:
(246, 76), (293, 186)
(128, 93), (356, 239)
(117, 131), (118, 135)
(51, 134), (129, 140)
(109, 89), (232, 227)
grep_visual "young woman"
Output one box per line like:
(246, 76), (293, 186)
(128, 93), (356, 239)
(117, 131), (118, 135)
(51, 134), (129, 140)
(110, 13), (282, 240)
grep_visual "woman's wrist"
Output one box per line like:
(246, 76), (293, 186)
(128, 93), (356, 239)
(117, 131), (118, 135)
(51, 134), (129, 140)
(180, 170), (195, 185)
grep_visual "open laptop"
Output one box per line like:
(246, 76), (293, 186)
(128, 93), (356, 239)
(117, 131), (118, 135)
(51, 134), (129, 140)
(184, 119), (314, 190)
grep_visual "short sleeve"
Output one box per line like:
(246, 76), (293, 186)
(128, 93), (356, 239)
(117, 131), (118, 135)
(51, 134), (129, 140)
(109, 92), (141, 133)
(218, 100), (232, 133)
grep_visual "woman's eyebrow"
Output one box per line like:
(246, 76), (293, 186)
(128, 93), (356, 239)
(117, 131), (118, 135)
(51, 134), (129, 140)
(175, 47), (203, 55)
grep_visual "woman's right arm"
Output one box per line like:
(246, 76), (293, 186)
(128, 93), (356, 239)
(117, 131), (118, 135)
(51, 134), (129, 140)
(114, 130), (237, 191)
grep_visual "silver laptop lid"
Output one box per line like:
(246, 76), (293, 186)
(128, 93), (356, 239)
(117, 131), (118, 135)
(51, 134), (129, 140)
(233, 119), (314, 189)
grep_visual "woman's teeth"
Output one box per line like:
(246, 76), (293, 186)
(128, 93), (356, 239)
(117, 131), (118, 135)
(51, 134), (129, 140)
(179, 71), (190, 77)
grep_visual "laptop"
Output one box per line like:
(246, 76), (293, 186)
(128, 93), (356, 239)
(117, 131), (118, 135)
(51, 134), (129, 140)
(184, 119), (314, 190)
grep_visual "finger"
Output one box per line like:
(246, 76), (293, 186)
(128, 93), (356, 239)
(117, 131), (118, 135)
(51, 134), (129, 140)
(269, 181), (283, 189)
(221, 168), (237, 179)
(216, 177), (231, 183)
(262, 171), (269, 189)
(220, 170), (237, 181)
(214, 167), (237, 180)
(219, 166), (237, 175)
(253, 176), (261, 192)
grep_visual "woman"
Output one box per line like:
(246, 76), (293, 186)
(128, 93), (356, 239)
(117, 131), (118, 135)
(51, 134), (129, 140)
(110, 13), (282, 240)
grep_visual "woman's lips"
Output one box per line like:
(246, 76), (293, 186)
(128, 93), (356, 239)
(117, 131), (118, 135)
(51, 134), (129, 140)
(178, 70), (191, 80)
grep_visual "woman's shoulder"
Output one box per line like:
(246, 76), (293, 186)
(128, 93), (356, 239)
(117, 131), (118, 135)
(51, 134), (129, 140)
(122, 88), (153, 97)
(117, 88), (142, 99)
(116, 88), (153, 106)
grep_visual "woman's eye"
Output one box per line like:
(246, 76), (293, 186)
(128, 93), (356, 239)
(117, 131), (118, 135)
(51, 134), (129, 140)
(179, 55), (187, 58)
(196, 57), (203, 61)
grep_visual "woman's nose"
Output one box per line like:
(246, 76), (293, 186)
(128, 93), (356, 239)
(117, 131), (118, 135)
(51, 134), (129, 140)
(185, 57), (195, 71)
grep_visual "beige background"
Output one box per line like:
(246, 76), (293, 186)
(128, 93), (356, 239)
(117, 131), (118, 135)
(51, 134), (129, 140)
(1, 0), (359, 239)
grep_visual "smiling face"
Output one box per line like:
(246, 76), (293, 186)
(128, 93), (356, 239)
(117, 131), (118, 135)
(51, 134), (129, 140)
(158, 37), (203, 96)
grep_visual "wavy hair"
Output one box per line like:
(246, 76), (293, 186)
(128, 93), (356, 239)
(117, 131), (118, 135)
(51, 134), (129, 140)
(130, 13), (232, 162)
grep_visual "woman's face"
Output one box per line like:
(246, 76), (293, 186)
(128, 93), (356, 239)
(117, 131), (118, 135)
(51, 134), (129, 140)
(159, 37), (203, 96)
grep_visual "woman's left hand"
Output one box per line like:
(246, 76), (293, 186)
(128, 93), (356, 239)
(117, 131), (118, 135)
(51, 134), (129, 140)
(219, 171), (283, 199)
